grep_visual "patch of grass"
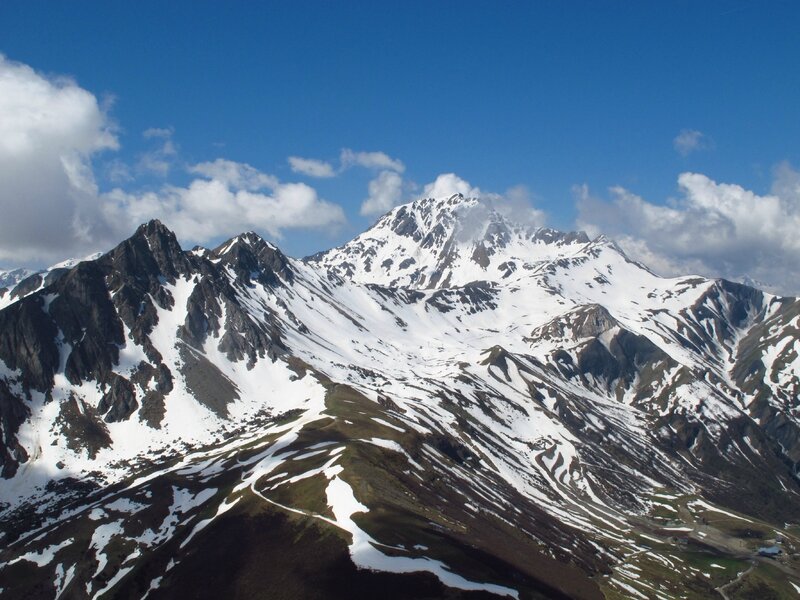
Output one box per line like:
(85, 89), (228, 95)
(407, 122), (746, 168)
(261, 471), (333, 518)
(144, 493), (529, 600)
(602, 543), (754, 600)
(727, 561), (798, 599)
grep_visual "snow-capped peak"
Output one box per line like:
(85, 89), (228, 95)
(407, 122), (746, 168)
(212, 230), (293, 285)
(310, 193), (591, 289)
(374, 193), (478, 238)
(48, 251), (104, 271)
(2, 215), (800, 599)
(212, 231), (281, 257)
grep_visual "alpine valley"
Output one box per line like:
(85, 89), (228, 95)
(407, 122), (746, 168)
(1, 194), (799, 599)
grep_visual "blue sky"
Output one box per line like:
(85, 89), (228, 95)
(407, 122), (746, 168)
(1, 1), (799, 291)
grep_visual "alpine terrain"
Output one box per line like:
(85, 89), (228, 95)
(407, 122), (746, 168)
(1, 193), (799, 599)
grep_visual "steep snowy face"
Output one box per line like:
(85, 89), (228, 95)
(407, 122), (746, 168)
(310, 193), (590, 288)
(1, 210), (800, 599)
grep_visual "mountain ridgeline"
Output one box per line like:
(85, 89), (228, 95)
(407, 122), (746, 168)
(1, 194), (799, 599)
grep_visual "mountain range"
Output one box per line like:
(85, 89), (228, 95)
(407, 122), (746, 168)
(0, 193), (798, 599)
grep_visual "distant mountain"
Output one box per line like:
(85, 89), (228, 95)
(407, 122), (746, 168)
(0, 268), (37, 290)
(0, 195), (798, 599)
(0, 252), (102, 311)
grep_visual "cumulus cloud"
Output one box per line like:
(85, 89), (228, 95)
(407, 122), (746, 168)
(771, 160), (800, 202)
(417, 173), (546, 227)
(340, 148), (405, 173)
(673, 129), (713, 156)
(0, 56), (347, 264)
(104, 169), (346, 242)
(0, 54), (118, 263)
(576, 166), (800, 294)
(190, 158), (278, 191)
(491, 184), (547, 227)
(288, 156), (336, 178)
(422, 173), (482, 199)
(360, 171), (404, 216)
(358, 171), (548, 226)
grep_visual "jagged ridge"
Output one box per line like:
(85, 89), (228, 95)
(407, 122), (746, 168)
(1, 196), (799, 599)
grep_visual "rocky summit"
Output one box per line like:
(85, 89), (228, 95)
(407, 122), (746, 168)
(1, 194), (799, 599)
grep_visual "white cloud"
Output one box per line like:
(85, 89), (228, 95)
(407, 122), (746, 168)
(137, 155), (171, 177)
(422, 173), (482, 199)
(137, 127), (177, 177)
(576, 166), (800, 295)
(360, 170), (404, 216)
(288, 156), (336, 178)
(673, 129), (713, 156)
(0, 54), (118, 263)
(105, 159), (133, 184)
(143, 127), (173, 139)
(190, 159), (278, 191)
(340, 148), (405, 173)
(0, 57), (347, 264)
(491, 184), (547, 227)
(104, 171), (346, 242)
(418, 174), (546, 227)
(289, 149), (405, 178)
(771, 160), (800, 204)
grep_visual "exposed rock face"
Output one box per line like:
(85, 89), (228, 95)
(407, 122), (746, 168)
(575, 329), (666, 392)
(0, 220), (290, 476)
(531, 304), (618, 341)
(55, 395), (112, 459)
(0, 380), (29, 478)
(214, 232), (294, 286)
(97, 374), (138, 422)
(179, 345), (239, 417)
(1, 200), (800, 599)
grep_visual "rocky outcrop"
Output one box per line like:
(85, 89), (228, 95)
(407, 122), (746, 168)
(213, 232), (294, 287)
(55, 395), (112, 459)
(0, 220), (290, 477)
(531, 304), (617, 342)
(0, 380), (29, 478)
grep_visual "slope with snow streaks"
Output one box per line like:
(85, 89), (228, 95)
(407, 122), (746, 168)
(1, 195), (800, 598)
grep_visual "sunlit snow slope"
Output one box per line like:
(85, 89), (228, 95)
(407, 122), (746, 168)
(1, 194), (799, 599)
